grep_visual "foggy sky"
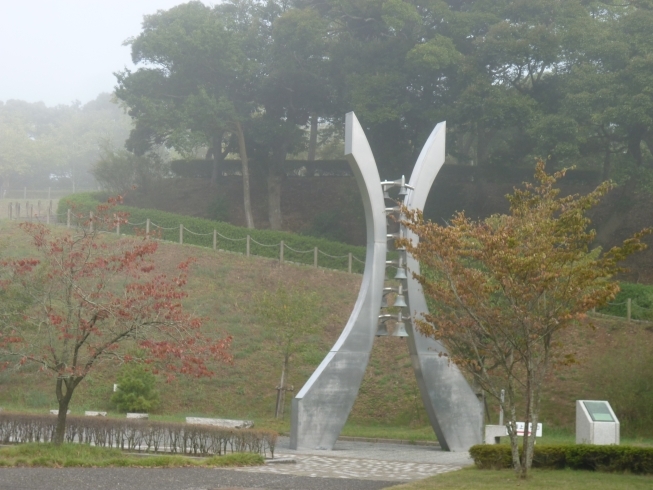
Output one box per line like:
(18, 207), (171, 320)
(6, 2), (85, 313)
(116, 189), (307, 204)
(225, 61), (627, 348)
(0, 0), (200, 107)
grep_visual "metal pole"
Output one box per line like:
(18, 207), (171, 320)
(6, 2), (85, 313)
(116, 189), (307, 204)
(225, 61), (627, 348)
(179, 224), (183, 244)
(314, 247), (318, 268)
(17, 203), (20, 219)
(8, 203), (12, 220)
(146, 218), (150, 236)
(280, 241), (284, 264)
(48, 187), (51, 200)
(348, 253), (352, 274)
(116, 221), (120, 236)
(67, 209), (71, 228)
(627, 298), (632, 322)
(213, 229), (217, 250)
(246, 235), (250, 257)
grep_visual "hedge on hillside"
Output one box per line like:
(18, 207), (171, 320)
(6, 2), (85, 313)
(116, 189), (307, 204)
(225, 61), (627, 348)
(598, 282), (653, 321)
(56, 193), (367, 273)
(469, 444), (653, 474)
(0, 412), (277, 457)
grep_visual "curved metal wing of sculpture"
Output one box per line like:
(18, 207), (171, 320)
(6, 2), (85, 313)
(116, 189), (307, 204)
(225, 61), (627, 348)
(290, 112), (387, 450)
(402, 122), (484, 451)
(291, 113), (483, 451)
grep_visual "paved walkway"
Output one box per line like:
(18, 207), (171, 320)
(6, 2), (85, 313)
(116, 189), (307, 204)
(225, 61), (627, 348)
(235, 437), (473, 482)
(0, 437), (474, 489)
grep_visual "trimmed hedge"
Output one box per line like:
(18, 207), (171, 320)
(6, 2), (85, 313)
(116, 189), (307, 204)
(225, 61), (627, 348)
(0, 412), (277, 457)
(469, 444), (653, 474)
(56, 193), (368, 274)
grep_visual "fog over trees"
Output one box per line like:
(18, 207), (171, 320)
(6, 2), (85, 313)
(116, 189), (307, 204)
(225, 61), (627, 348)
(0, 94), (132, 191)
(2, 0), (652, 224)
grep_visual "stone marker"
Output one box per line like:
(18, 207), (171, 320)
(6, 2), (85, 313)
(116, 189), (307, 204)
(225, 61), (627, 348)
(85, 411), (108, 417)
(126, 413), (148, 419)
(185, 417), (254, 429)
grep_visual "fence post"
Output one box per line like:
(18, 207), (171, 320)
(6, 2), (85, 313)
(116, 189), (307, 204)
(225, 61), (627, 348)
(213, 230), (217, 250)
(37, 201), (41, 219)
(17, 203), (20, 219)
(116, 221), (120, 236)
(146, 218), (150, 237)
(246, 235), (250, 257)
(627, 298), (632, 322)
(348, 253), (353, 274)
(314, 247), (318, 268)
(48, 187), (51, 200)
(179, 224), (183, 244)
(23, 187), (26, 200)
(30, 204), (34, 222)
(46, 206), (50, 225)
(89, 211), (94, 232)
(280, 241), (284, 264)
(67, 209), (71, 228)
(8, 203), (12, 220)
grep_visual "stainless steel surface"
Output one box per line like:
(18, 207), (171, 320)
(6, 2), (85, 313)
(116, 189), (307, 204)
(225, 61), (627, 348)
(402, 121), (484, 451)
(291, 113), (482, 452)
(290, 112), (387, 450)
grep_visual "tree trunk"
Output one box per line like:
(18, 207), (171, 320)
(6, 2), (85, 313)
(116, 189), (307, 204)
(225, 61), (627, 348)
(209, 135), (220, 187)
(602, 146), (612, 182)
(268, 166), (283, 231)
(267, 143), (288, 231)
(275, 357), (288, 419)
(234, 122), (255, 229)
(520, 370), (532, 479)
(54, 378), (75, 446)
(308, 112), (318, 161)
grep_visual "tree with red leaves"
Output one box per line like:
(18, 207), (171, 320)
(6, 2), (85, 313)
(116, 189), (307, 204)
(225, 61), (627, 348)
(0, 197), (231, 445)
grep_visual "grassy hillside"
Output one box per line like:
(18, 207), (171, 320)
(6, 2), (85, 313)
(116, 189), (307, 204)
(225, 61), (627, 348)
(1, 220), (653, 440)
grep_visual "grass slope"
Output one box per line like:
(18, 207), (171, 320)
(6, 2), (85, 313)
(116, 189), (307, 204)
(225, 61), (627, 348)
(1, 220), (653, 440)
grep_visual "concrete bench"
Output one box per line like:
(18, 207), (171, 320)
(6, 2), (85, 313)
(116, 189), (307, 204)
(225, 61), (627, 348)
(84, 411), (107, 417)
(126, 413), (148, 419)
(185, 417), (254, 429)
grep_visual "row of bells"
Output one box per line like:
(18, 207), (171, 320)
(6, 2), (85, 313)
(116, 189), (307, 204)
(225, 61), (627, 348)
(377, 176), (412, 338)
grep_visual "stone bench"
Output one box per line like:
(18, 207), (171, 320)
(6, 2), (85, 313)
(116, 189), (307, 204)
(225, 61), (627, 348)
(85, 411), (107, 417)
(185, 417), (254, 429)
(126, 413), (148, 419)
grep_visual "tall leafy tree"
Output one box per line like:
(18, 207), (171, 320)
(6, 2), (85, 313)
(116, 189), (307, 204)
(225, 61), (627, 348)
(116, 1), (258, 228)
(400, 162), (650, 477)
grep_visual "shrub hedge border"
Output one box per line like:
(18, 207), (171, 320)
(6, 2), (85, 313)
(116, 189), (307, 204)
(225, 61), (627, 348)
(56, 193), (368, 274)
(0, 412), (277, 458)
(469, 444), (653, 474)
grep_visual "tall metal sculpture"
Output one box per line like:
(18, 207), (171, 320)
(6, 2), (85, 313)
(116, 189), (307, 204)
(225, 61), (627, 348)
(290, 112), (483, 452)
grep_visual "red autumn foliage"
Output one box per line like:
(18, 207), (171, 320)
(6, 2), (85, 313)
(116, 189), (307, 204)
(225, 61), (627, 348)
(0, 197), (231, 444)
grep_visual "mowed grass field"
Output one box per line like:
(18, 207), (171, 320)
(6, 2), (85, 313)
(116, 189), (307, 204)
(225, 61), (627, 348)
(1, 219), (653, 442)
(389, 467), (653, 490)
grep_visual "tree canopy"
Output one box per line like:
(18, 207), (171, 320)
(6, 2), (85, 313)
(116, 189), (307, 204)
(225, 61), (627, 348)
(115, 0), (653, 228)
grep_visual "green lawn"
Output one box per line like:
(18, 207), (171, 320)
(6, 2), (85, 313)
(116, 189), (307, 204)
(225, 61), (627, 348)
(0, 443), (264, 468)
(390, 467), (653, 489)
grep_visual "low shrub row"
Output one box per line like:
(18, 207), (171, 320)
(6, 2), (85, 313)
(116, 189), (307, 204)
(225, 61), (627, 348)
(469, 444), (653, 474)
(57, 193), (368, 274)
(0, 412), (277, 457)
